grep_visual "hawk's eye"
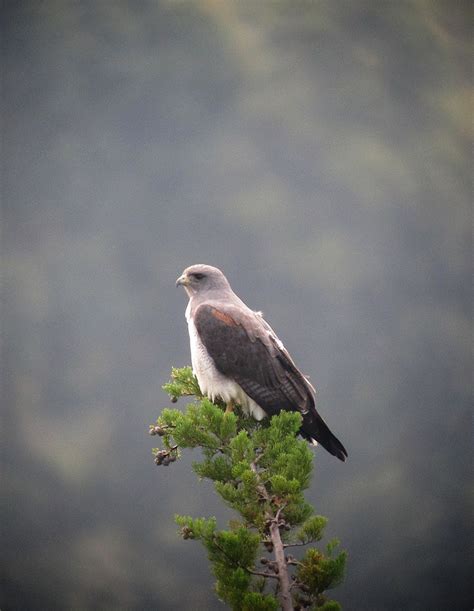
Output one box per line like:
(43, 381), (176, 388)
(192, 273), (205, 280)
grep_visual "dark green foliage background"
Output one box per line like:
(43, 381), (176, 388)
(2, 1), (471, 610)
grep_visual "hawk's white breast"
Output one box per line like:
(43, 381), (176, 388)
(185, 302), (266, 420)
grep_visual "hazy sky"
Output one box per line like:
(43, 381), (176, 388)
(3, 2), (472, 610)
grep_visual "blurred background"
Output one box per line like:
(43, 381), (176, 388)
(2, 1), (472, 610)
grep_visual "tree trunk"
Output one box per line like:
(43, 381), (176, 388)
(270, 519), (293, 611)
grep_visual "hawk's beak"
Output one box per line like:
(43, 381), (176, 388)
(176, 274), (189, 287)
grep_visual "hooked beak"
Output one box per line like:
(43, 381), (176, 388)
(176, 274), (189, 287)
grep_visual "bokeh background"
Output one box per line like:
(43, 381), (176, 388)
(2, 1), (472, 610)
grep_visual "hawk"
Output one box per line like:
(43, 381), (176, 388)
(176, 264), (347, 461)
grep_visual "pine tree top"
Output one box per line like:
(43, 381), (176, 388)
(151, 367), (346, 610)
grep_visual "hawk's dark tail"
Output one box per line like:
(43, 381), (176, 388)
(301, 411), (348, 462)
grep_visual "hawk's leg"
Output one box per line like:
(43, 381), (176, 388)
(225, 400), (235, 414)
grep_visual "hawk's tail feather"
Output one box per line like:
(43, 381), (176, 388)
(301, 412), (348, 462)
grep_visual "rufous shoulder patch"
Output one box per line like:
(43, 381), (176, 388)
(211, 308), (237, 326)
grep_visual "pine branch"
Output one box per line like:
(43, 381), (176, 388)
(212, 538), (280, 581)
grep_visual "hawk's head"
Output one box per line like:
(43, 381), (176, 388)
(176, 264), (231, 297)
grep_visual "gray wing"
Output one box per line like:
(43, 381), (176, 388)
(193, 303), (312, 415)
(193, 302), (348, 461)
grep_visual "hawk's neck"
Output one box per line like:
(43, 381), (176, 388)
(187, 290), (249, 318)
